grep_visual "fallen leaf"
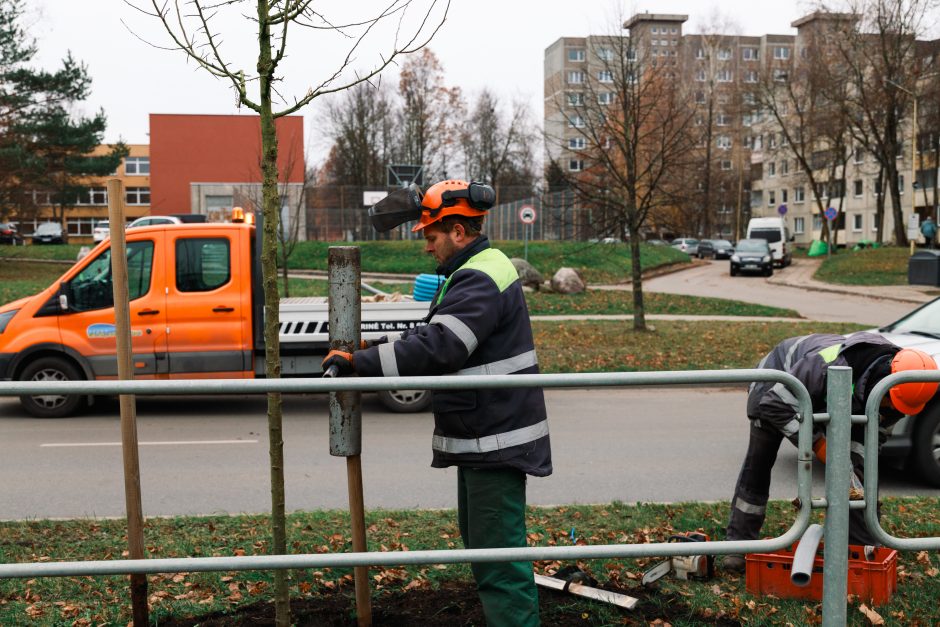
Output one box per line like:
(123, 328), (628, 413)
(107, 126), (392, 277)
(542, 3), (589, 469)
(859, 604), (884, 625)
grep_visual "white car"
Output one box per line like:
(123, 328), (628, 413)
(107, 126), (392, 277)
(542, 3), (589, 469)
(92, 220), (110, 243)
(127, 215), (183, 229)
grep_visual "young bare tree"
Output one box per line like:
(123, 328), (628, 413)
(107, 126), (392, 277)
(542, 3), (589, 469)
(322, 82), (398, 186)
(546, 28), (696, 331)
(752, 15), (855, 249)
(135, 2), (448, 623)
(824, 0), (936, 244)
(461, 89), (538, 198)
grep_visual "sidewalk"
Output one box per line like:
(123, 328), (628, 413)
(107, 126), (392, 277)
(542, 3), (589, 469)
(766, 257), (937, 305)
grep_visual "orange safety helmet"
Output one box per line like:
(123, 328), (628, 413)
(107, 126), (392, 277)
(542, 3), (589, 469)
(411, 180), (495, 232)
(888, 348), (939, 415)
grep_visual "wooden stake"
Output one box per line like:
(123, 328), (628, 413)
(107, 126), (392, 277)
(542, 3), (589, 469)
(347, 455), (372, 626)
(107, 179), (148, 625)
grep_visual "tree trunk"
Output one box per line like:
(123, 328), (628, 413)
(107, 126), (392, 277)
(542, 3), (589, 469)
(886, 162), (906, 245)
(875, 166), (886, 245)
(257, 3), (290, 625)
(629, 217), (646, 331)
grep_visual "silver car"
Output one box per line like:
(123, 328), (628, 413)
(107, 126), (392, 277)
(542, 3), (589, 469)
(671, 238), (699, 256)
(875, 298), (940, 486)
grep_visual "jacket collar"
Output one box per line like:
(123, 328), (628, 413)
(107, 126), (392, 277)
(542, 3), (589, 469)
(437, 235), (490, 277)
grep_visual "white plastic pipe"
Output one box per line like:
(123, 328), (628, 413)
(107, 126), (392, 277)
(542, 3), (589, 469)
(791, 523), (824, 587)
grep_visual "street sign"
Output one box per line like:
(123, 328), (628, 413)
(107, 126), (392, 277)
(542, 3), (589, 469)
(824, 207), (838, 221)
(777, 204), (787, 216)
(363, 191), (388, 206)
(519, 205), (537, 224)
(908, 213), (921, 241)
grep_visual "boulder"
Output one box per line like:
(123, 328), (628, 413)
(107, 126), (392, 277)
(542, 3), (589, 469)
(511, 257), (543, 290)
(551, 267), (586, 294)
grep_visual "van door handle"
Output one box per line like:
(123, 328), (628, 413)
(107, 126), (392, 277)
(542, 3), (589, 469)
(137, 309), (160, 316)
(213, 306), (235, 313)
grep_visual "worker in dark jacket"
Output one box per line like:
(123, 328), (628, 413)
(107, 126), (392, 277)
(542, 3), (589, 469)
(323, 179), (551, 626)
(722, 332), (937, 573)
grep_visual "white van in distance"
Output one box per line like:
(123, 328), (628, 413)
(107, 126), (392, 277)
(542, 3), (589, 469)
(746, 217), (792, 267)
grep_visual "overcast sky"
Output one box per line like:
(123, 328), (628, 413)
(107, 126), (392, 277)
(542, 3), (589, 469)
(31, 0), (818, 165)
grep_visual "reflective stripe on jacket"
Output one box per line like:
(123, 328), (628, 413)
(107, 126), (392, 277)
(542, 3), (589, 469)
(354, 237), (552, 477)
(747, 332), (899, 446)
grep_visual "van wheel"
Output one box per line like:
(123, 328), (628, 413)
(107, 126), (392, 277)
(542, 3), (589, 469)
(377, 389), (431, 413)
(912, 408), (940, 487)
(19, 357), (85, 418)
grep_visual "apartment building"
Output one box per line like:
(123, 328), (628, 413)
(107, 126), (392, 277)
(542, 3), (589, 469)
(545, 10), (936, 244)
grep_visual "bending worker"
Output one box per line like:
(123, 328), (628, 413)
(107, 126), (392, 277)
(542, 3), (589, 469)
(722, 332), (937, 573)
(322, 180), (551, 625)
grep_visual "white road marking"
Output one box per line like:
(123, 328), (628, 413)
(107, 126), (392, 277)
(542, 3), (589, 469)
(40, 440), (259, 448)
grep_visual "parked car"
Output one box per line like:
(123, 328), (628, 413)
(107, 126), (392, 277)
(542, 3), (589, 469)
(729, 238), (773, 277)
(875, 298), (940, 486)
(127, 215), (184, 229)
(31, 222), (64, 244)
(698, 239), (735, 260)
(92, 220), (110, 243)
(0, 222), (23, 245)
(671, 238), (699, 256)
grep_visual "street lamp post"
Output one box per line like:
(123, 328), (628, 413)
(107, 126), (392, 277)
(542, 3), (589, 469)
(887, 78), (918, 252)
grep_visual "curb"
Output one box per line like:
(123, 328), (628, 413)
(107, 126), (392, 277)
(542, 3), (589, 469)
(767, 277), (933, 304)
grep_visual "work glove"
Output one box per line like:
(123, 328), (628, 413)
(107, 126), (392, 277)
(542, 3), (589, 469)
(322, 350), (355, 376)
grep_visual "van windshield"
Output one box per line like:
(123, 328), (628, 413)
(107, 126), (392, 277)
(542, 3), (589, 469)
(750, 228), (781, 244)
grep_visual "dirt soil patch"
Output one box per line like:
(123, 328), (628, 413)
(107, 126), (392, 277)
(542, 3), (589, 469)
(158, 580), (741, 626)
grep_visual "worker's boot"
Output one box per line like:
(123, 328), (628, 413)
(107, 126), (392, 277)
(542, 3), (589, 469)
(720, 554), (745, 574)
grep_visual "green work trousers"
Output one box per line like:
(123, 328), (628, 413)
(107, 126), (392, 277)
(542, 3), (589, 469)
(457, 466), (539, 627)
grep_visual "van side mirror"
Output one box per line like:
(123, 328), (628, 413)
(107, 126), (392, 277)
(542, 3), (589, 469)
(58, 282), (72, 312)
(59, 294), (69, 312)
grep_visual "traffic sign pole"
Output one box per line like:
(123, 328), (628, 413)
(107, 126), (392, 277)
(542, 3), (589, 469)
(518, 205), (536, 263)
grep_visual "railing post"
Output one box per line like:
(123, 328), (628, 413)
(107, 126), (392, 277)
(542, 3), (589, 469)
(822, 366), (852, 626)
(327, 246), (372, 626)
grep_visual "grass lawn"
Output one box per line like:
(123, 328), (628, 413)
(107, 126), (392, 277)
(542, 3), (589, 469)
(287, 240), (689, 283)
(1, 498), (936, 625)
(0, 261), (68, 306)
(814, 246), (909, 286)
(0, 243), (84, 261)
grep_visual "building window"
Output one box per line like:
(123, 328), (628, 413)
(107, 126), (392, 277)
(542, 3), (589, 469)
(567, 48), (585, 62)
(124, 156), (150, 175)
(781, 189), (789, 203)
(899, 174), (905, 194)
(773, 69), (788, 82)
(742, 92), (756, 105)
(768, 162), (776, 177)
(716, 113), (731, 126)
(721, 160), (733, 171)
(695, 70), (706, 82)
(744, 70), (758, 83)
(781, 160), (790, 175)
(695, 91), (706, 104)
(718, 48), (731, 60)
(568, 137), (586, 150)
(696, 48), (705, 59)
(597, 92), (614, 105)
(853, 214), (863, 232)
(568, 115), (585, 128)
(568, 159), (584, 172)
(75, 187), (108, 205)
(794, 216), (805, 234)
(567, 70), (585, 84)
(773, 46), (790, 60)
(596, 47), (613, 62)
(126, 187), (151, 205)
(854, 179), (864, 197)
(768, 190), (776, 206)
(567, 92), (584, 106)
(717, 70), (732, 83)
(768, 134), (777, 149)
(66, 217), (97, 236)
(651, 26), (659, 34)
(597, 70), (613, 83)
(854, 146), (864, 163)
(795, 186), (805, 203)
(717, 135), (732, 150)
(742, 47), (759, 61)
(671, 27), (678, 34)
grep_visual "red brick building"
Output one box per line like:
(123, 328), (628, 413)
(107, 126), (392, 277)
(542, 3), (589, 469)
(149, 114), (305, 226)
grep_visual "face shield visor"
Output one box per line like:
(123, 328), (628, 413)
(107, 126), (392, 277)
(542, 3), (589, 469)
(367, 184), (425, 232)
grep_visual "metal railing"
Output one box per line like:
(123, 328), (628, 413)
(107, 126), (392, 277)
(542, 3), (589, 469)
(0, 366), (920, 626)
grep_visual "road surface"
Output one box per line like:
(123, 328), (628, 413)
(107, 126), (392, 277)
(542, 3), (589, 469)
(1, 389), (934, 519)
(643, 259), (914, 326)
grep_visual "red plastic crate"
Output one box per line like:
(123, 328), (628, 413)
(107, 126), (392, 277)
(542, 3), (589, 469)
(745, 543), (897, 606)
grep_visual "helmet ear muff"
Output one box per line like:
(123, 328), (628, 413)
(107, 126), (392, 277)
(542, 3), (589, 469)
(439, 181), (495, 210)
